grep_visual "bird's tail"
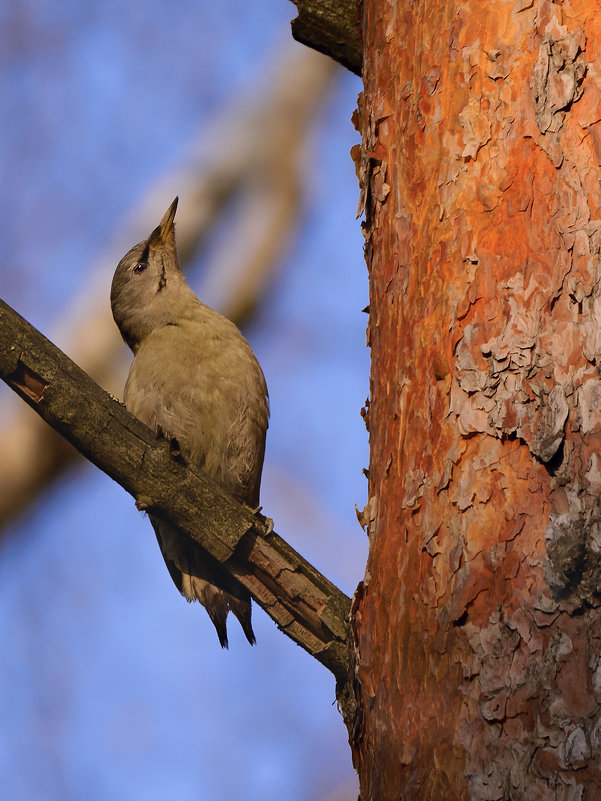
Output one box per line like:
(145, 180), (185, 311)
(152, 516), (256, 648)
(229, 596), (256, 646)
(182, 574), (230, 647)
(181, 572), (256, 648)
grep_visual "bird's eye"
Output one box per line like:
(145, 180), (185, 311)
(134, 263), (147, 274)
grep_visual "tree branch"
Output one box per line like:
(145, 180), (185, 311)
(289, 0), (362, 75)
(0, 298), (356, 717)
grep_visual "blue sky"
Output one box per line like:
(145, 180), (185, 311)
(0, 2), (368, 799)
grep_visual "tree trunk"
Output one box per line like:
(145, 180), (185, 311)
(352, 1), (601, 798)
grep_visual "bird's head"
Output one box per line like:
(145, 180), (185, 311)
(111, 197), (194, 351)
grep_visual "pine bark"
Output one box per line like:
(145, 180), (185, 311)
(352, 1), (601, 799)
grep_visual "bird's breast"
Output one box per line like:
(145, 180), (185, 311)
(123, 319), (268, 504)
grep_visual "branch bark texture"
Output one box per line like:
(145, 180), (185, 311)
(0, 299), (354, 713)
(353, 1), (601, 798)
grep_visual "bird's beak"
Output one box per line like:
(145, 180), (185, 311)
(158, 197), (178, 242)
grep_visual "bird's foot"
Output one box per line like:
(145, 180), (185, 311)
(156, 426), (186, 464)
(168, 436), (186, 464)
(136, 495), (153, 512)
(251, 506), (274, 534)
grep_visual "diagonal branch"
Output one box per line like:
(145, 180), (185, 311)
(0, 298), (356, 719)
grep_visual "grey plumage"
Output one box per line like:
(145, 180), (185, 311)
(111, 197), (269, 647)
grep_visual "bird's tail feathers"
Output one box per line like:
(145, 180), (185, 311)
(152, 518), (255, 648)
(181, 573), (230, 647)
(181, 572), (256, 648)
(229, 596), (256, 646)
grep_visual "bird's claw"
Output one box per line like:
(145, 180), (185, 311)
(168, 436), (186, 464)
(136, 495), (153, 512)
(251, 506), (273, 534)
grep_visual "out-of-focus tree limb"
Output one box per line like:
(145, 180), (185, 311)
(0, 299), (356, 722)
(289, 0), (361, 75)
(0, 45), (339, 530)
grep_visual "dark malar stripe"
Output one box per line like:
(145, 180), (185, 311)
(157, 257), (167, 292)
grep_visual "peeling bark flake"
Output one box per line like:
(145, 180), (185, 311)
(10, 359), (51, 403)
(533, 27), (586, 136)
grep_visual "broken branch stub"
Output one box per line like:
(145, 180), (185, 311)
(289, 0), (362, 75)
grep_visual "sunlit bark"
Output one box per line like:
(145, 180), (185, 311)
(352, 1), (601, 798)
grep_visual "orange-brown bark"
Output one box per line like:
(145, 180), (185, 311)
(353, 1), (601, 799)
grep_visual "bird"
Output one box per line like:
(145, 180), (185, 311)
(110, 197), (269, 647)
